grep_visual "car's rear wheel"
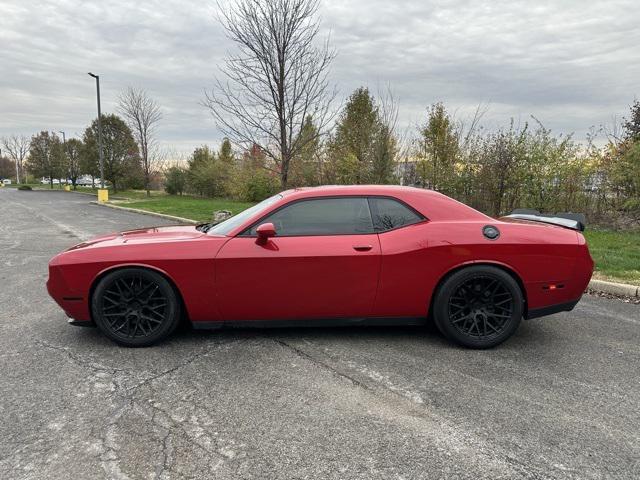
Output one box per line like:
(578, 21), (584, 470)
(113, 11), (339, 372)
(433, 266), (523, 348)
(91, 268), (180, 347)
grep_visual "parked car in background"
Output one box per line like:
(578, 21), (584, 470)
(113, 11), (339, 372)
(76, 176), (95, 187)
(75, 176), (108, 187)
(40, 177), (61, 185)
(2, 179), (12, 185)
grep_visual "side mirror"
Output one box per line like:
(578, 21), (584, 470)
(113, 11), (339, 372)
(255, 222), (276, 245)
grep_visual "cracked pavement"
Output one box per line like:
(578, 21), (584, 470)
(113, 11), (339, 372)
(1, 188), (639, 479)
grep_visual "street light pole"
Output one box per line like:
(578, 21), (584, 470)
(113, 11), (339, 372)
(88, 73), (105, 189)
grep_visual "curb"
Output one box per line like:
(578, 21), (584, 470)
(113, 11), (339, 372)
(64, 190), (129, 201)
(91, 200), (640, 297)
(63, 190), (115, 199)
(90, 201), (199, 225)
(588, 279), (639, 297)
(11, 187), (128, 200)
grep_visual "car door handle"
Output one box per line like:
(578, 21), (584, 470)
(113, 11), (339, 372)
(353, 245), (373, 251)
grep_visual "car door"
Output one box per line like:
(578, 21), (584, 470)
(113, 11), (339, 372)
(367, 196), (430, 317)
(215, 196), (381, 321)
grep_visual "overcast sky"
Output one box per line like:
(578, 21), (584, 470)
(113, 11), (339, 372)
(1, 0), (638, 155)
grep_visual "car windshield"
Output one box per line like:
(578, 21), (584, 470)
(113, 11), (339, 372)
(207, 194), (283, 236)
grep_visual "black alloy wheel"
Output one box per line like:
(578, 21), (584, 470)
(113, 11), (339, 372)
(92, 268), (180, 347)
(433, 266), (523, 348)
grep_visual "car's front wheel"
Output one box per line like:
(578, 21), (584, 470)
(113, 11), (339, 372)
(433, 266), (523, 348)
(91, 268), (180, 347)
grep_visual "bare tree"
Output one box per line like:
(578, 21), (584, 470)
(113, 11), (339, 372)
(65, 138), (83, 189)
(203, 0), (336, 189)
(1, 134), (30, 183)
(118, 87), (162, 196)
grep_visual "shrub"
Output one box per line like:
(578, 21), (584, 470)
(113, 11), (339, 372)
(164, 166), (187, 195)
(188, 160), (230, 198)
(184, 145), (232, 198)
(17, 185), (32, 191)
(228, 166), (279, 202)
(243, 170), (278, 201)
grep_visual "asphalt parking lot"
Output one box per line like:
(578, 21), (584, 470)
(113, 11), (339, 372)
(1, 188), (639, 479)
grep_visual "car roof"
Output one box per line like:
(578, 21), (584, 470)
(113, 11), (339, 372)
(280, 185), (440, 199)
(279, 185), (489, 221)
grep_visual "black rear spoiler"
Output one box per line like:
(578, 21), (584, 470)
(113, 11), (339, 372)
(504, 209), (586, 232)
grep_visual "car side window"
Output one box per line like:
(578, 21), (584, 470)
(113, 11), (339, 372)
(247, 197), (374, 236)
(369, 197), (424, 232)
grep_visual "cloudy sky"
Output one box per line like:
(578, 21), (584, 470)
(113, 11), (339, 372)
(1, 0), (638, 155)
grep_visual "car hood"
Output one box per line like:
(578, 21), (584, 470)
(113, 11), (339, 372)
(66, 225), (211, 251)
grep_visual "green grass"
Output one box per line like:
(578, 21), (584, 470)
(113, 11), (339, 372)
(584, 229), (640, 284)
(121, 195), (254, 222)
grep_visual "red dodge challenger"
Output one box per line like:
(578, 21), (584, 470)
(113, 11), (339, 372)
(47, 185), (593, 348)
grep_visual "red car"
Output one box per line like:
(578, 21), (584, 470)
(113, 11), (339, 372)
(47, 186), (594, 348)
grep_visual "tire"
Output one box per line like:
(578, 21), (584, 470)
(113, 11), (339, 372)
(433, 266), (523, 349)
(91, 268), (180, 347)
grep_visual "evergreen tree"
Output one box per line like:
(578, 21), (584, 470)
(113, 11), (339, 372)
(372, 124), (397, 184)
(416, 103), (459, 194)
(187, 145), (232, 197)
(216, 138), (235, 194)
(188, 146), (217, 197)
(218, 138), (235, 164)
(623, 99), (640, 142)
(164, 166), (188, 195)
(330, 88), (378, 183)
(327, 87), (397, 184)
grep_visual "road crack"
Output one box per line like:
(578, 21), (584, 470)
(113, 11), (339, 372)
(34, 338), (231, 478)
(125, 348), (213, 394)
(274, 339), (372, 391)
(35, 339), (130, 379)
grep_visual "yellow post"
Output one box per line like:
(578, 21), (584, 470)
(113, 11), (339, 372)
(64, 185), (71, 192)
(97, 189), (109, 202)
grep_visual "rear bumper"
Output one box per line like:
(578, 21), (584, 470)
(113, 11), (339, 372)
(525, 298), (580, 320)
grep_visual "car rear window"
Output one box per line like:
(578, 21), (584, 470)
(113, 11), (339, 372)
(368, 197), (424, 232)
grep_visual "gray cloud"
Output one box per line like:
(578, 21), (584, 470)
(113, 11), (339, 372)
(1, 0), (638, 155)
